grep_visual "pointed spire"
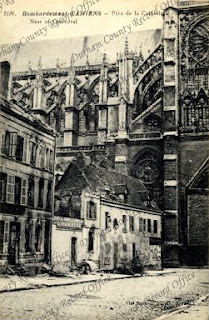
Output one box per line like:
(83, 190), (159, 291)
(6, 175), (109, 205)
(86, 53), (89, 69)
(70, 54), (74, 69)
(102, 53), (107, 66)
(69, 54), (75, 84)
(116, 52), (119, 67)
(139, 45), (144, 62)
(28, 61), (32, 72)
(38, 56), (42, 69)
(124, 36), (129, 56)
(56, 58), (60, 69)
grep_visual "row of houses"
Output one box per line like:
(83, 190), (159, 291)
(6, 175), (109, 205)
(0, 61), (162, 273)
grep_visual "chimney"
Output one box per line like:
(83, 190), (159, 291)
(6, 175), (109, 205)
(0, 61), (10, 98)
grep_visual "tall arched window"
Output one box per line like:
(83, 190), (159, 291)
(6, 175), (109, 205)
(88, 227), (95, 252)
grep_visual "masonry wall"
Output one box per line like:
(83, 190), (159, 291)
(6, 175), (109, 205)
(178, 137), (209, 242)
(100, 202), (162, 270)
(187, 194), (208, 246)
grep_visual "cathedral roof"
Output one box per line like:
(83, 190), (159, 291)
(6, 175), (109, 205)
(56, 155), (160, 213)
(1, 29), (162, 73)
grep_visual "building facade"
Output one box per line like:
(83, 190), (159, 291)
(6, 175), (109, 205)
(1, 1), (208, 266)
(52, 156), (162, 272)
(0, 63), (56, 270)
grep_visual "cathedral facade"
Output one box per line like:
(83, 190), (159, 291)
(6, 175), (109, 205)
(6, 1), (209, 266)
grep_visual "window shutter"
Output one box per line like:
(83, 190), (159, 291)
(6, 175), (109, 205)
(21, 178), (28, 206)
(46, 148), (50, 170)
(49, 150), (54, 172)
(23, 138), (29, 163)
(9, 133), (17, 157)
(1, 132), (5, 154)
(94, 203), (97, 219)
(0, 178), (5, 202)
(3, 221), (10, 254)
(40, 146), (46, 169)
(87, 201), (90, 218)
(6, 175), (15, 203)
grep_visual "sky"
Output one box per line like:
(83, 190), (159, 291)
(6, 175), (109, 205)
(0, 0), (166, 44)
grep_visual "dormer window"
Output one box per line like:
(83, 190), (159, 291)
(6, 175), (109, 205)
(114, 184), (129, 203)
(87, 200), (97, 219)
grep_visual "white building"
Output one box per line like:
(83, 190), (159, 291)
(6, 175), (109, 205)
(52, 155), (162, 272)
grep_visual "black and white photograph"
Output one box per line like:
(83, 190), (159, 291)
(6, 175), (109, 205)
(0, 0), (208, 319)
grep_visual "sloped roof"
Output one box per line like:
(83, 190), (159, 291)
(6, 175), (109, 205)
(56, 156), (160, 212)
(0, 29), (162, 72)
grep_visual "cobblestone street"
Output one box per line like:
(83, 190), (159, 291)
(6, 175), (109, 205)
(0, 269), (208, 320)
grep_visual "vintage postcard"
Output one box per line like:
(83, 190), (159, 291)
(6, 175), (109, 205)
(0, 0), (208, 319)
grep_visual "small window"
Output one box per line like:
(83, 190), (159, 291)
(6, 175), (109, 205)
(15, 177), (21, 204)
(113, 218), (119, 230)
(28, 176), (35, 207)
(148, 219), (151, 233)
(15, 136), (24, 161)
(105, 212), (109, 229)
(87, 201), (97, 219)
(139, 218), (143, 232)
(38, 178), (45, 208)
(143, 219), (146, 232)
(46, 180), (52, 210)
(123, 243), (127, 252)
(129, 216), (134, 232)
(123, 215), (127, 232)
(30, 142), (37, 166)
(154, 220), (158, 234)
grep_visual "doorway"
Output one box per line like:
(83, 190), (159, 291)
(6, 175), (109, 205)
(113, 243), (118, 269)
(71, 237), (77, 270)
(44, 220), (50, 262)
(8, 222), (20, 265)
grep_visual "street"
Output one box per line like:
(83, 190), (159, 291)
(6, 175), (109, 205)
(0, 269), (208, 320)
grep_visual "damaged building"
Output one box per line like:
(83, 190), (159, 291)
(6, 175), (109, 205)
(52, 155), (162, 272)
